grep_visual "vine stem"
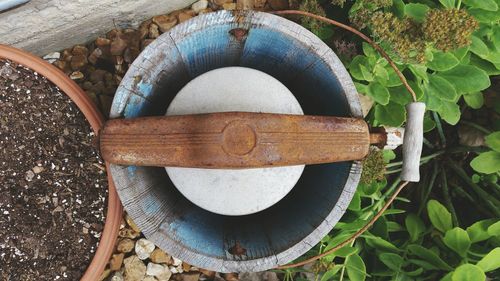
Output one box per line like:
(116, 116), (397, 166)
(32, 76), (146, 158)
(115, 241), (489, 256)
(275, 181), (409, 269)
(270, 10), (415, 270)
(271, 10), (418, 103)
(460, 120), (492, 134)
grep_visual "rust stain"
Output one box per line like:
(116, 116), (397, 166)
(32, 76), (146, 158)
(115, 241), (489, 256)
(229, 28), (248, 41)
(228, 241), (247, 256)
(100, 112), (371, 168)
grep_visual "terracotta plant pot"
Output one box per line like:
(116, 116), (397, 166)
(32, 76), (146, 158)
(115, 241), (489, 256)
(0, 44), (123, 281)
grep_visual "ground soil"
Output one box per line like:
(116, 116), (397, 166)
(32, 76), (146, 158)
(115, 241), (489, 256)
(0, 60), (108, 280)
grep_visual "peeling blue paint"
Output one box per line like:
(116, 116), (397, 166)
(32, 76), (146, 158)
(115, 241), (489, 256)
(109, 10), (362, 270)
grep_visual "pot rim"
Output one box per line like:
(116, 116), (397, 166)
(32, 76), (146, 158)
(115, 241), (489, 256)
(0, 44), (123, 281)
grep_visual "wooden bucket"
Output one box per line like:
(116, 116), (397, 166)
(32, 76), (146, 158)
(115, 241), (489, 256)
(108, 10), (363, 272)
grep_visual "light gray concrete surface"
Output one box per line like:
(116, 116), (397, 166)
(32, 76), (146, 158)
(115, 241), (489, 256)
(0, 0), (194, 55)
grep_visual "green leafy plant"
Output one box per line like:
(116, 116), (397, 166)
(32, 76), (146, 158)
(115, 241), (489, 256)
(278, 0), (500, 280)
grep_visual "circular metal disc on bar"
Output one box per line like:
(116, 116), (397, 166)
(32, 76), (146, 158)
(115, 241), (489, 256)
(166, 67), (304, 216)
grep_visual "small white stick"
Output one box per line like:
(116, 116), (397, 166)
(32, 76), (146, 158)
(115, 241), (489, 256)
(401, 102), (426, 182)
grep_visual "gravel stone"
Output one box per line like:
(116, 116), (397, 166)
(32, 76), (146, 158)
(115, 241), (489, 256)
(117, 238), (135, 253)
(124, 256), (147, 281)
(135, 239), (156, 260)
(192, 0), (209, 13)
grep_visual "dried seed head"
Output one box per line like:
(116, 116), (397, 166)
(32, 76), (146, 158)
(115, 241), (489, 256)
(423, 8), (479, 52)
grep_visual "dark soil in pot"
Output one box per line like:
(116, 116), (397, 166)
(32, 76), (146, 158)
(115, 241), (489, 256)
(0, 60), (108, 280)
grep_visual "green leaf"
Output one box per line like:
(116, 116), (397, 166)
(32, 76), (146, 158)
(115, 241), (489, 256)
(333, 246), (357, 257)
(470, 151), (500, 174)
(423, 89), (443, 111)
(350, 56), (370, 81)
(354, 82), (368, 94)
(468, 8), (500, 23)
(406, 267), (424, 277)
(374, 64), (389, 83)
(321, 265), (342, 281)
(427, 75), (457, 101)
(383, 209), (406, 215)
(466, 219), (497, 243)
(384, 66), (404, 87)
(439, 0), (455, 8)
(438, 65), (491, 93)
(443, 227), (471, 257)
(424, 115), (436, 132)
(485, 132), (500, 152)
(477, 247), (500, 272)
(470, 35), (490, 58)
(379, 253), (404, 271)
(408, 258), (441, 270)
(383, 150), (395, 163)
(407, 245), (453, 271)
(463, 92), (484, 109)
(360, 64), (374, 81)
(409, 64), (428, 81)
(348, 191), (361, 211)
(427, 200), (453, 233)
(316, 27), (334, 40)
(406, 213), (425, 242)
(404, 3), (430, 22)
(453, 47), (470, 61)
(441, 272), (453, 281)
(345, 254), (366, 281)
(362, 42), (377, 58)
(428, 51), (460, 71)
(360, 179), (386, 196)
(437, 101), (461, 125)
(365, 236), (400, 253)
(470, 54), (500, 75)
(462, 0), (498, 11)
(390, 81), (423, 105)
(472, 173), (481, 183)
(451, 264), (485, 281)
(487, 221), (500, 236)
(387, 221), (405, 232)
(374, 102), (406, 127)
(368, 82), (390, 105)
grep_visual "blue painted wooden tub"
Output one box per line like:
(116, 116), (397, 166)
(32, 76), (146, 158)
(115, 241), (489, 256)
(109, 10), (363, 272)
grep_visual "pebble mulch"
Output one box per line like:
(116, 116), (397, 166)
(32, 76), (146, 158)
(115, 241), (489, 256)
(44, 1), (293, 280)
(1, 0), (371, 279)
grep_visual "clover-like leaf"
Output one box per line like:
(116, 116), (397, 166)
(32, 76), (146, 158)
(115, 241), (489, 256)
(437, 101), (461, 125)
(404, 3), (430, 22)
(443, 227), (471, 257)
(428, 51), (459, 71)
(462, 0), (498, 11)
(470, 151), (500, 174)
(427, 199), (453, 233)
(485, 132), (500, 152)
(345, 254), (367, 281)
(452, 264), (485, 281)
(374, 102), (406, 127)
(477, 247), (500, 272)
(438, 65), (490, 93)
(463, 92), (484, 109)
(427, 75), (457, 101)
(368, 82), (390, 105)
(406, 213), (425, 242)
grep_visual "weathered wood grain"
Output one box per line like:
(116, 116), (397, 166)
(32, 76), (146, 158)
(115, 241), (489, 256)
(101, 112), (370, 168)
(108, 10), (363, 273)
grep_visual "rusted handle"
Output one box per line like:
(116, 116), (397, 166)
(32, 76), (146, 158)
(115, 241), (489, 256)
(100, 112), (371, 168)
